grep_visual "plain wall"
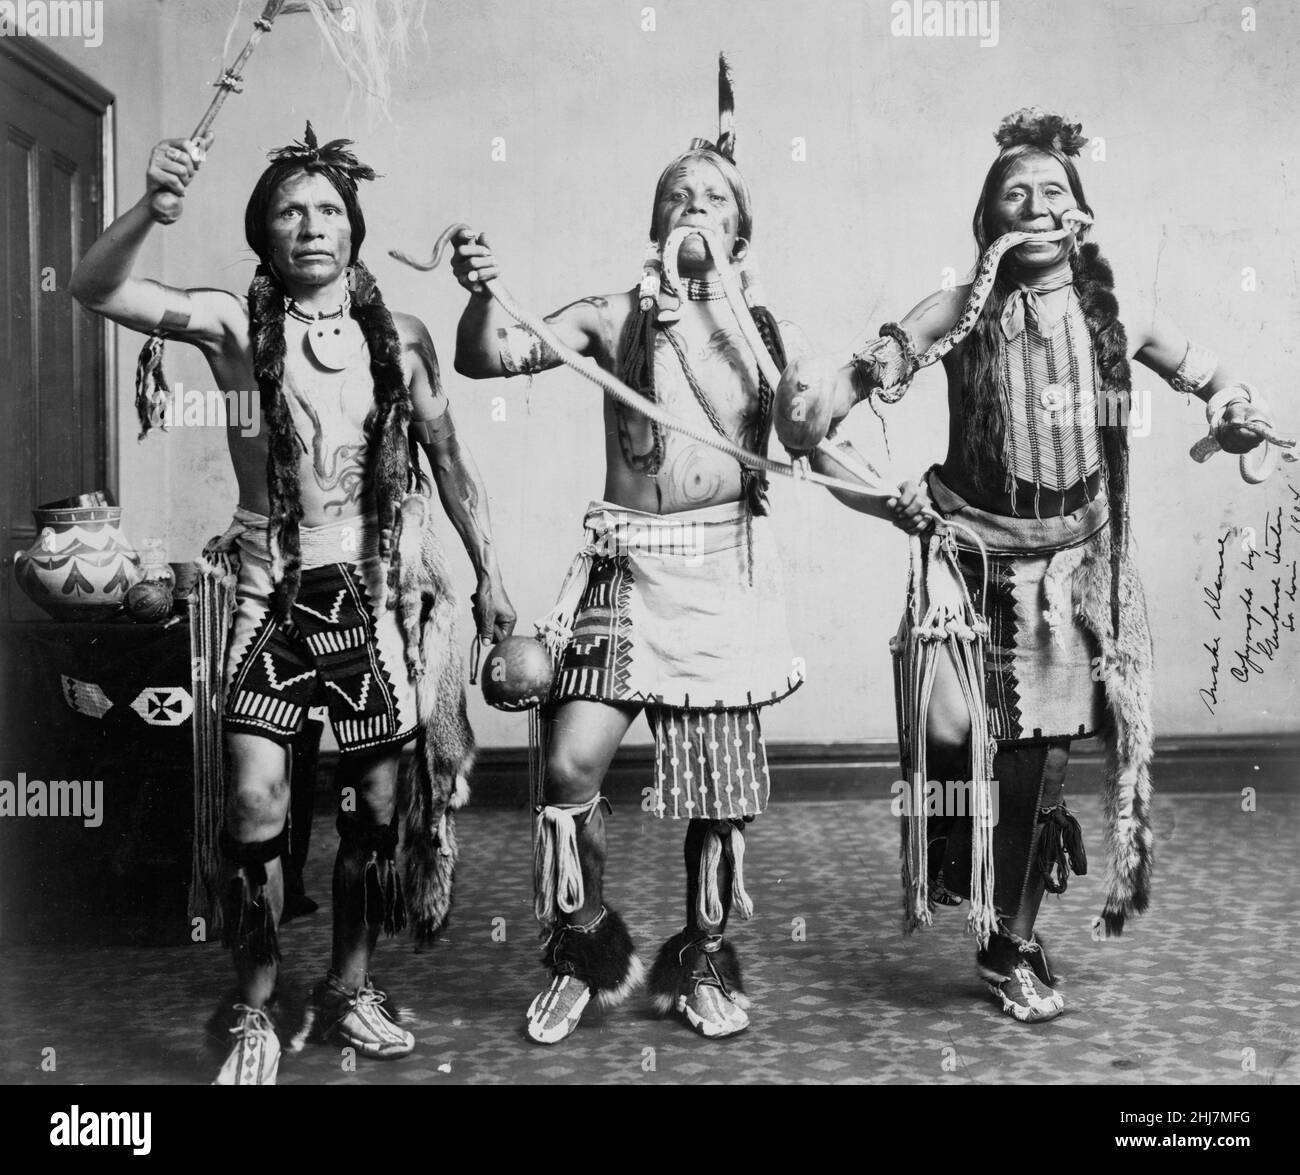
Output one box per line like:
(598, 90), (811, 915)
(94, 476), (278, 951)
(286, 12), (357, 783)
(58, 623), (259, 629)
(39, 0), (1300, 748)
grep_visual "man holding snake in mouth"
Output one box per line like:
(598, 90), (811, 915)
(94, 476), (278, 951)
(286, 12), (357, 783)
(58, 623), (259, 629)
(791, 108), (1280, 1023)
(452, 57), (805, 1043)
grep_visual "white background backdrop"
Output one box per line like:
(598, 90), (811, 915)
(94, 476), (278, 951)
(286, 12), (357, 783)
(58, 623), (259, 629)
(46, 0), (1300, 749)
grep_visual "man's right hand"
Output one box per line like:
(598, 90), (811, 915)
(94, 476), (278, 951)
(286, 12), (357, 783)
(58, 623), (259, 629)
(145, 136), (212, 225)
(450, 227), (499, 298)
(886, 479), (934, 535)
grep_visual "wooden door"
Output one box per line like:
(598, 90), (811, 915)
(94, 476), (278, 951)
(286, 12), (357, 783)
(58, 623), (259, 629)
(0, 37), (114, 620)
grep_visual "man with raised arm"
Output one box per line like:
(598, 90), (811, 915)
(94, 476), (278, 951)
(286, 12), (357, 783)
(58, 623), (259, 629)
(452, 60), (804, 1044)
(70, 125), (515, 1083)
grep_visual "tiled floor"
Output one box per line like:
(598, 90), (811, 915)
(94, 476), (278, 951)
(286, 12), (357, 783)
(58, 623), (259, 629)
(3, 791), (1297, 1085)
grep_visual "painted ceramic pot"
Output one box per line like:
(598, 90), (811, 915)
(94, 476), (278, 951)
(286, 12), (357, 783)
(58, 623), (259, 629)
(13, 503), (142, 621)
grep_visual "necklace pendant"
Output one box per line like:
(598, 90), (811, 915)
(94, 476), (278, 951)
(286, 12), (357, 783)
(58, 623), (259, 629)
(306, 322), (353, 371)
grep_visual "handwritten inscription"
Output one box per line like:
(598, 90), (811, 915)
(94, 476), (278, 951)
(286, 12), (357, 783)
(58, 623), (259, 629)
(1199, 480), (1298, 713)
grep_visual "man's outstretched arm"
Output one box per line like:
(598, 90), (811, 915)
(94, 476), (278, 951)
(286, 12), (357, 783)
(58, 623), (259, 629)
(402, 314), (516, 642)
(68, 135), (241, 351)
(1127, 294), (1276, 455)
(450, 226), (610, 378)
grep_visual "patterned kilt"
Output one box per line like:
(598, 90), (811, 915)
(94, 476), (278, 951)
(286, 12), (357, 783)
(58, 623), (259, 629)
(223, 508), (418, 754)
(541, 500), (804, 818)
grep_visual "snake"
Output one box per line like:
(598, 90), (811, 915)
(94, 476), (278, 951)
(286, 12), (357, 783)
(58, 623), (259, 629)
(390, 222), (997, 586)
(848, 207), (1293, 483)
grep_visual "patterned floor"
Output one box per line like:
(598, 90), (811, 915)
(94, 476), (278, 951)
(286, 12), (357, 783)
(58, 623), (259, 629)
(3, 790), (1297, 1085)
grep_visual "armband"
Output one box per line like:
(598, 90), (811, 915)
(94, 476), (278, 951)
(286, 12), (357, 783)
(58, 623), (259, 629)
(410, 410), (456, 445)
(1207, 383), (1266, 432)
(851, 324), (917, 406)
(1167, 341), (1218, 397)
(496, 324), (558, 377)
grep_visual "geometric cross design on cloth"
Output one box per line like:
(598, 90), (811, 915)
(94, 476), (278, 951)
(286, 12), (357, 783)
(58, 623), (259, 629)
(60, 675), (114, 720)
(129, 685), (194, 727)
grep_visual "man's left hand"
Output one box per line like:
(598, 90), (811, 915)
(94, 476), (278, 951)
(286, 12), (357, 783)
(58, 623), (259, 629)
(1217, 398), (1274, 454)
(472, 572), (517, 643)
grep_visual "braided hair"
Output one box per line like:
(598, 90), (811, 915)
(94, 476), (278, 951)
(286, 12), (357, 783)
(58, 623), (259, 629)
(244, 125), (414, 619)
(959, 109), (1129, 634)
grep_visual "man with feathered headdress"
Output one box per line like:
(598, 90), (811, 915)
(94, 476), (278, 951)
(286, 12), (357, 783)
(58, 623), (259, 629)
(451, 56), (804, 1043)
(70, 125), (515, 1082)
(799, 108), (1278, 1022)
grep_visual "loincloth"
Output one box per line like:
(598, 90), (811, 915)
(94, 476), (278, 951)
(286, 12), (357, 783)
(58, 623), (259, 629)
(222, 508), (418, 754)
(925, 468), (1109, 745)
(897, 469), (1155, 938)
(540, 500), (804, 819)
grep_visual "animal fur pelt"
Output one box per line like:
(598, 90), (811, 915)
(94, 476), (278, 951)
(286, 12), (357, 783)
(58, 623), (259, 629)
(542, 907), (645, 1008)
(647, 930), (750, 1016)
(392, 492), (475, 942)
(1074, 523), (1155, 939)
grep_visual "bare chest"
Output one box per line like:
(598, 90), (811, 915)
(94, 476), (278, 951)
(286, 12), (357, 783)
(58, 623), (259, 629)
(651, 316), (762, 434)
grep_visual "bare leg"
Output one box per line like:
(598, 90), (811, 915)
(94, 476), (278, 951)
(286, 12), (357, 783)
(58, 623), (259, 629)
(526, 700), (643, 1044)
(544, 699), (641, 923)
(331, 747), (402, 990)
(224, 732), (292, 1009)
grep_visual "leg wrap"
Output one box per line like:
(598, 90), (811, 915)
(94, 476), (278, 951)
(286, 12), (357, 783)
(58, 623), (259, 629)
(533, 795), (608, 926)
(648, 929), (750, 1017)
(1036, 746), (1086, 894)
(336, 812), (407, 937)
(944, 738), (1073, 918)
(220, 827), (287, 965)
(539, 905), (644, 1008)
(685, 818), (754, 934)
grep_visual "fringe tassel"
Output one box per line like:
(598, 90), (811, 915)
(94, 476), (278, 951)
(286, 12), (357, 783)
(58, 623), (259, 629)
(537, 543), (596, 666)
(188, 550), (237, 932)
(895, 532), (998, 947)
(220, 873), (280, 966)
(361, 852), (408, 935)
(533, 796), (602, 925)
(1038, 804), (1087, 894)
(134, 333), (170, 440)
(696, 828), (725, 929)
(724, 823), (754, 920)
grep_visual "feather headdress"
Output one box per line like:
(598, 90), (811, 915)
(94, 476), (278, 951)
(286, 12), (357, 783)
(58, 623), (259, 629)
(994, 107), (1088, 157)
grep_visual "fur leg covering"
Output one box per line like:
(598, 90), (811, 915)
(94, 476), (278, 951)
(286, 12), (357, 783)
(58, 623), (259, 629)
(1075, 525), (1155, 939)
(219, 827), (287, 966)
(336, 813), (407, 936)
(648, 930), (751, 1016)
(394, 493), (475, 943)
(541, 906), (644, 1009)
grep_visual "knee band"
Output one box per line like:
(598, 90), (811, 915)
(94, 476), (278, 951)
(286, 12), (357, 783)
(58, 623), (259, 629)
(220, 826), (288, 886)
(336, 812), (400, 859)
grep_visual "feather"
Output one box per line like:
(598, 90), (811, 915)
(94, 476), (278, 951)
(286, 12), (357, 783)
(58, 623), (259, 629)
(717, 52), (736, 160)
(995, 107), (1088, 157)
